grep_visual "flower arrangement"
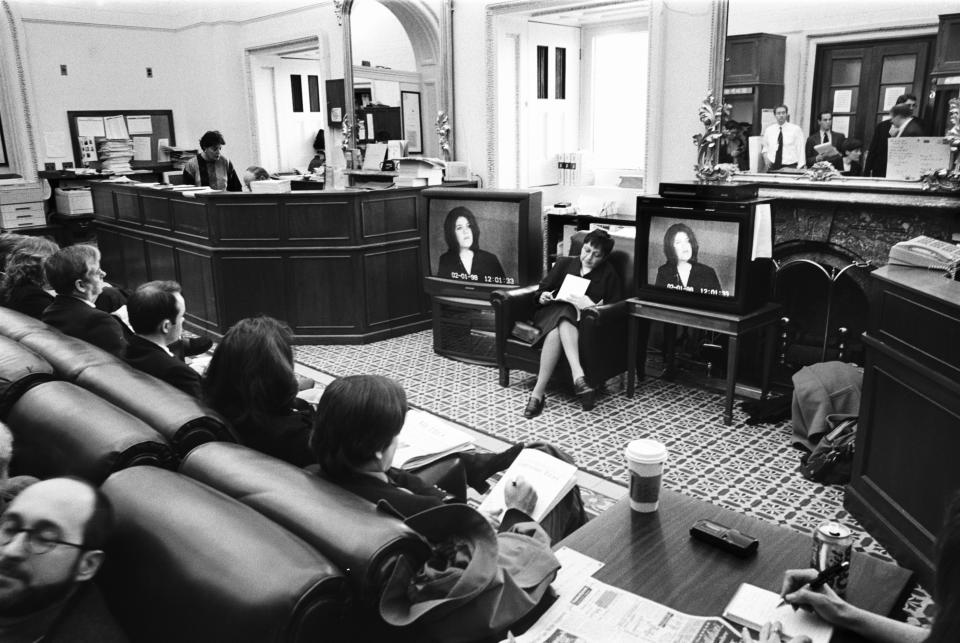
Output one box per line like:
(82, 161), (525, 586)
(692, 93), (734, 182)
(436, 111), (451, 162)
(920, 98), (960, 192)
(803, 161), (841, 182)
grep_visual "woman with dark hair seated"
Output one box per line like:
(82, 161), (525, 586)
(436, 206), (506, 282)
(525, 228), (622, 418)
(202, 315), (316, 467)
(0, 236), (59, 318)
(310, 374), (585, 543)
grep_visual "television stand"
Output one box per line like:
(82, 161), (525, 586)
(431, 295), (497, 366)
(626, 299), (781, 425)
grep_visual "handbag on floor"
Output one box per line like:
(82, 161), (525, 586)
(378, 503), (559, 643)
(510, 321), (542, 344)
(799, 414), (857, 485)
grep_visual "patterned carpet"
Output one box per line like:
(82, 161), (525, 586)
(294, 330), (934, 627)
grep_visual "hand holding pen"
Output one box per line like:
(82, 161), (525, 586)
(776, 562), (851, 624)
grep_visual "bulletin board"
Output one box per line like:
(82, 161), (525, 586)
(66, 110), (175, 168)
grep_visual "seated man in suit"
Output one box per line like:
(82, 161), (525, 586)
(0, 477), (128, 642)
(840, 138), (864, 176)
(124, 280), (202, 398)
(41, 245), (133, 357)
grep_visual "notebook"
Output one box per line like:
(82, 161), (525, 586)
(723, 583), (833, 643)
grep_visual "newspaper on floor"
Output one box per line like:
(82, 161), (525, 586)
(509, 548), (741, 643)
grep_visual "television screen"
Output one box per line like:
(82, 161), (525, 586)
(428, 198), (520, 288)
(644, 216), (740, 299)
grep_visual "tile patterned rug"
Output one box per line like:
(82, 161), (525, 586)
(295, 330), (934, 627)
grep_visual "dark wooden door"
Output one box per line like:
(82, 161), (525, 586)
(812, 37), (934, 153)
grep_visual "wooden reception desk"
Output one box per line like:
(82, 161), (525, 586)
(91, 182), (434, 343)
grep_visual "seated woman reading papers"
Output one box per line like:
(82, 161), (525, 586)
(524, 229), (622, 418)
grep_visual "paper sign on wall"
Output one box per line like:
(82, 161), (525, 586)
(76, 117), (105, 138)
(832, 116), (850, 137)
(126, 115), (153, 135)
(832, 89), (852, 113)
(887, 137), (952, 181)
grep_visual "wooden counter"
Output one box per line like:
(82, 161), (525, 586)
(91, 182), (434, 343)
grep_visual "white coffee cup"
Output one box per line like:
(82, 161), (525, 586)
(624, 439), (668, 513)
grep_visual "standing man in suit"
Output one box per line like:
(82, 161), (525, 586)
(41, 245), (133, 357)
(124, 280), (202, 398)
(863, 94), (919, 177)
(805, 111), (846, 170)
(761, 105), (806, 171)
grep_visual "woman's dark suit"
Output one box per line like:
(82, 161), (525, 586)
(654, 262), (722, 294)
(436, 249), (505, 281)
(531, 256), (622, 344)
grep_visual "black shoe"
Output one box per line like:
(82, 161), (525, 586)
(182, 336), (213, 357)
(574, 377), (596, 411)
(460, 443), (524, 493)
(523, 395), (545, 419)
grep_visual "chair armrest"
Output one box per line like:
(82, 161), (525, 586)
(579, 301), (629, 385)
(490, 285), (539, 359)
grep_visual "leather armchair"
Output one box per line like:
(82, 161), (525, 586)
(77, 362), (236, 456)
(18, 328), (117, 379)
(7, 381), (174, 482)
(491, 231), (636, 390)
(100, 467), (348, 643)
(0, 336), (54, 415)
(0, 306), (47, 340)
(179, 442), (430, 606)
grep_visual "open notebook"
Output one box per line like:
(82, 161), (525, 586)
(477, 448), (577, 523)
(723, 583), (833, 643)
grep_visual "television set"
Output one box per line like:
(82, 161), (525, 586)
(634, 195), (775, 314)
(423, 188), (543, 300)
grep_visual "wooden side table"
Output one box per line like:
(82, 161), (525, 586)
(626, 299), (782, 425)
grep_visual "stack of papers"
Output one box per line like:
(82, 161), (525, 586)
(250, 179), (292, 194)
(477, 448), (577, 523)
(392, 408), (474, 470)
(97, 139), (134, 173)
(396, 157), (445, 186)
(162, 147), (198, 170)
(723, 583), (833, 643)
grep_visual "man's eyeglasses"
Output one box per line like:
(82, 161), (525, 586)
(0, 519), (86, 555)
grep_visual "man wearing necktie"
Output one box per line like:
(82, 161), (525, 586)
(762, 105), (805, 171)
(805, 111), (846, 170)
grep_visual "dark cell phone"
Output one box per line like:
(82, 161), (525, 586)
(690, 518), (759, 557)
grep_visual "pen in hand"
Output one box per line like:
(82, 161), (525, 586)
(776, 560), (850, 608)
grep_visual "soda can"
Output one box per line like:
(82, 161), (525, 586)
(811, 522), (854, 597)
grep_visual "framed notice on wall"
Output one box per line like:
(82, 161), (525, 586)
(401, 90), (423, 154)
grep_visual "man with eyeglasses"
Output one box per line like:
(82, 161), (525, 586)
(41, 244), (134, 357)
(0, 476), (127, 641)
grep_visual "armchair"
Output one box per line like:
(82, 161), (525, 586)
(491, 231), (636, 391)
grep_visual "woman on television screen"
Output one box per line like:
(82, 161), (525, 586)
(524, 229), (622, 419)
(436, 206), (506, 282)
(655, 223), (723, 295)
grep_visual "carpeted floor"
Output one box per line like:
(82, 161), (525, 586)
(294, 330), (934, 627)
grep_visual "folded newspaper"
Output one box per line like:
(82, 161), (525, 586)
(392, 408), (475, 470)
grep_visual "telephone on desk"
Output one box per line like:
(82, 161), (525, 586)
(888, 236), (960, 277)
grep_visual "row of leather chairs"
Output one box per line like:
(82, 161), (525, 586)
(0, 308), (430, 642)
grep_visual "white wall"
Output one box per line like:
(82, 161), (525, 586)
(351, 0), (416, 71)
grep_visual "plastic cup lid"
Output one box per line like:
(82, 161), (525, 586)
(624, 439), (668, 464)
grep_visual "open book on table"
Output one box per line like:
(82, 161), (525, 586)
(723, 582), (833, 643)
(392, 408), (475, 470)
(477, 448), (577, 524)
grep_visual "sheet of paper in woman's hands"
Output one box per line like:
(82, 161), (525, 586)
(556, 274), (589, 301)
(722, 583), (833, 643)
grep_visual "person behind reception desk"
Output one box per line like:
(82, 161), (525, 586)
(436, 206), (506, 282)
(743, 491), (960, 643)
(761, 105), (805, 171)
(805, 111), (845, 170)
(182, 130), (242, 192)
(242, 165), (269, 191)
(840, 139), (863, 176)
(655, 223), (722, 295)
(863, 94), (919, 177)
(202, 316), (317, 467)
